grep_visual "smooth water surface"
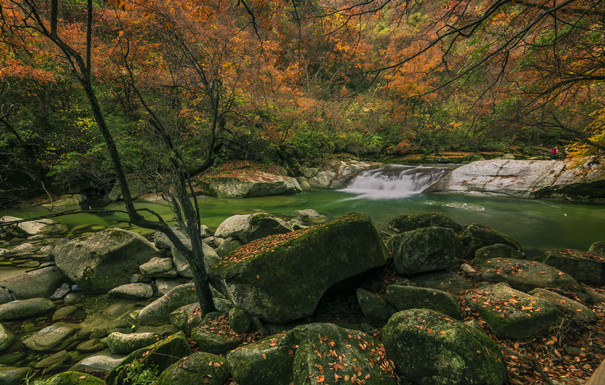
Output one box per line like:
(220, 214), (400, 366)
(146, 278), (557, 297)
(4, 190), (604, 256)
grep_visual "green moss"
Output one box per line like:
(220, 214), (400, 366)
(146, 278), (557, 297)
(388, 212), (462, 233)
(34, 371), (105, 385)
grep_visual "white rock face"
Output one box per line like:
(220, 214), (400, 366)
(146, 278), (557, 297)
(430, 159), (604, 197)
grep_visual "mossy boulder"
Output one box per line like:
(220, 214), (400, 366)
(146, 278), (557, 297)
(529, 288), (598, 324)
(190, 327), (242, 355)
(106, 332), (164, 355)
(52, 228), (161, 293)
(356, 288), (396, 327)
(214, 213), (293, 244)
(410, 270), (473, 294)
(480, 258), (580, 291)
(105, 332), (191, 385)
(35, 371), (105, 385)
(588, 241), (605, 256)
(387, 226), (458, 275)
(465, 283), (564, 339)
(460, 224), (521, 257)
(540, 249), (605, 284)
(384, 285), (462, 319)
(229, 307), (252, 333)
(382, 308), (505, 385)
(169, 303), (203, 332)
(388, 212), (462, 233)
(209, 213), (389, 323)
(227, 323), (397, 385)
(473, 244), (526, 265)
(157, 352), (230, 385)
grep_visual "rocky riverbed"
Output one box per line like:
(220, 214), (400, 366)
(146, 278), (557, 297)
(0, 210), (603, 385)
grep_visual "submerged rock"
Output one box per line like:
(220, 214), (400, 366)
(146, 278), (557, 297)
(382, 308), (505, 385)
(209, 213), (389, 323)
(388, 226), (458, 275)
(52, 228), (161, 293)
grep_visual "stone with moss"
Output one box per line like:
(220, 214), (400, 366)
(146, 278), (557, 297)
(169, 303), (203, 332)
(137, 283), (198, 325)
(528, 288), (597, 324)
(480, 258), (580, 291)
(588, 241), (605, 257)
(388, 212), (462, 233)
(460, 224), (521, 257)
(539, 249), (605, 284)
(356, 288), (396, 327)
(384, 285), (462, 319)
(465, 283), (564, 339)
(209, 213), (389, 323)
(190, 327), (242, 355)
(106, 332), (164, 355)
(214, 213), (293, 244)
(382, 308), (505, 385)
(410, 270), (473, 294)
(229, 307), (252, 333)
(0, 366), (31, 385)
(34, 371), (105, 385)
(105, 332), (191, 385)
(473, 244), (526, 265)
(387, 226), (458, 275)
(157, 351), (230, 385)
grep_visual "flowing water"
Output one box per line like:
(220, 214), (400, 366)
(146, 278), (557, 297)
(3, 165), (605, 257)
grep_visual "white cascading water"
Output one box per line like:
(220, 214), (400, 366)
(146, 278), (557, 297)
(340, 164), (451, 199)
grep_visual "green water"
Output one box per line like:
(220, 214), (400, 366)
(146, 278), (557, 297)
(4, 191), (605, 256)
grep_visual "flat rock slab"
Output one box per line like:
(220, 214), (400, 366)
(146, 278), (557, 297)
(541, 249), (605, 284)
(465, 283), (564, 339)
(480, 258), (580, 291)
(529, 288), (598, 324)
(382, 308), (505, 385)
(0, 297), (55, 321)
(23, 322), (80, 351)
(209, 213), (389, 323)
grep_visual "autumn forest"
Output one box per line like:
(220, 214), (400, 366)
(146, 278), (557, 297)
(1, 0), (604, 204)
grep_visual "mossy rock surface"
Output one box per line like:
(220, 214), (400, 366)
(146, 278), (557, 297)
(190, 327), (242, 355)
(209, 213), (389, 323)
(356, 288), (396, 327)
(540, 249), (605, 284)
(157, 352), (230, 385)
(36, 371), (105, 385)
(169, 303), (203, 332)
(387, 226), (458, 275)
(227, 323), (397, 385)
(480, 258), (580, 291)
(588, 241), (605, 257)
(382, 308), (505, 385)
(460, 224), (521, 257)
(106, 332), (164, 355)
(465, 283), (564, 339)
(410, 270), (473, 294)
(529, 288), (598, 324)
(473, 244), (526, 265)
(137, 283), (198, 325)
(388, 212), (462, 233)
(384, 285), (462, 319)
(105, 332), (191, 385)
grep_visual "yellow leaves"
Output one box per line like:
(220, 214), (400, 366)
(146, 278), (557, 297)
(107, 0), (131, 11)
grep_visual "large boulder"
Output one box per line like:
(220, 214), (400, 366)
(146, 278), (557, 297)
(0, 216), (63, 236)
(197, 172), (302, 198)
(465, 283), (564, 339)
(0, 266), (68, 300)
(387, 226), (458, 275)
(214, 213), (292, 244)
(473, 244), (526, 265)
(137, 283), (198, 325)
(460, 224), (521, 256)
(384, 285), (462, 319)
(52, 228), (161, 293)
(157, 352), (230, 385)
(540, 249), (605, 284)
(388, 212), (462, 233)
(479, 258), (580, 291)
(382, 308), (505, 385)
(209, 213), (389, 323)
(227, 323), (397, 385)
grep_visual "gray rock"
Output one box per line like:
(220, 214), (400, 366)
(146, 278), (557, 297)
(108, 283), (154, 299)
(198, 173), (302, 198)
(70, 354), (125, 376)
(34, 349), (71, 369)
(138, 283), (198, 325)
(52, 305), (78, 321)
(64, 292), (83, 305)
(0, 366), (32, 385)
(52, 228), (161, 293)
(0, 216), (62, 236)
(0, 266), (68, 299)
(0, 297), (55, 321)
(214, 213), (292, 244)
(139, 257), (175, 277)
(382, 309), (505, 385)
(75, 339), (106, 352)
(308, 171), (335, 188)
(385, 285), (462, 319)
(0, 287), (14, 305)
(480, 258), (580, 291)
(190, 327), (241, 355)
(388, 226), (458, 275)
(0, 324), (14, 352)
(154, 227), (188, 250)
(23, 322), (80, 351)
(156, 278), (190, 296)
(107, 332), (164, 355)
(50, 282), (71, 301)
(172, 241), (219, 278)
(293, 209), (323, 221)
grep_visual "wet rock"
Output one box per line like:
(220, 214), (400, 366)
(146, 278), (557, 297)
(52, 228), (160, 293)
(52, 305), (78, 321)
(0, 266), (68, 299)
(384, 285), (462, 319)
(0, 297), (55, 321)
(388, 226), (459, 275)
(23, 322), (80, 351)
(382, 308), (505, 385)
(75, 339), (107, 353)
(137, 283), (198, 325)
(108, 283), (154, 300)
(0, 216), (62, 236)
(156, 278), (190, 296)
(480, 258), (580, 291)
(50, 283), (72, 301)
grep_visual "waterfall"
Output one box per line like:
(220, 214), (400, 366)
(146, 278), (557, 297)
(340, 165), (452, 199)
